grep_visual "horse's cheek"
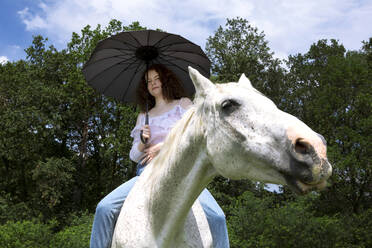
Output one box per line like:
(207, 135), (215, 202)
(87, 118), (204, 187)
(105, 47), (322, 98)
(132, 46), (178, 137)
(206, 129), (236, 167)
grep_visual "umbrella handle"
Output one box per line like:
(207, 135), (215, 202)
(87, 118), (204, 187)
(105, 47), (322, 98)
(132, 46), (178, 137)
(140, 112), (149, 144)
(141, 65), (150, 145)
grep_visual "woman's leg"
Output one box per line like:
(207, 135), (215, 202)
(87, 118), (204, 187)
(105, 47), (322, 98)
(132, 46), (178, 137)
(90, 177), (138, 248)
(198, 189), (230, 248)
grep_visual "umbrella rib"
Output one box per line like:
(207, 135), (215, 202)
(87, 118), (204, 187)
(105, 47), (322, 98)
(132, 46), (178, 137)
(151, 33), (172, 48)
(160, 52), (208, 64)
(154, 56), (189, 75)
(109, 34), (142, 49)
(87, 56), (139, 84)
(158, 42), (210, 61)
(127, 31), (145, 47)
(99, 38), (138, 51)
(83, 50), (134, 69)
(161, 49), (210, 60)
(107, 30), (172, 49)
(119, 63), (145, 102)
(84, 52), (135, 68)
(101, 61), (141, 97)
(147, 29), (151, 46)
(158, 41), (199, 51)
(158, 53), (210, 75)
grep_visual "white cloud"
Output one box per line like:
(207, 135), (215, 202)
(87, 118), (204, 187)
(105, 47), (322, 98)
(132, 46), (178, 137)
(0, 56), (9, 65)
(17, 0), (372, 59)
(18, 7), (48, 30)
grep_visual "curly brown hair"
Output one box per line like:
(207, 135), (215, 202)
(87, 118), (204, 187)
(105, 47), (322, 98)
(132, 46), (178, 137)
(136, 64), (187, 112)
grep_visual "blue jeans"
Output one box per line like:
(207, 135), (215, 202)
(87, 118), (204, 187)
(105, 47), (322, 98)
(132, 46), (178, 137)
(90, 165), (229, 248)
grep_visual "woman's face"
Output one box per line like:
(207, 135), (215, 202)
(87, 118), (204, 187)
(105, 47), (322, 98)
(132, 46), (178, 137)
(146, 69), (163, 98)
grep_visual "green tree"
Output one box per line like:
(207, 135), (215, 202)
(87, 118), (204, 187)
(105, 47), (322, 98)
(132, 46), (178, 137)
(0, 19), (146, 225)
(284, 39), (372, 215)
(61, 19), (145, 209)
(227, 191), (371, 248)
(205, 17), (286, 105)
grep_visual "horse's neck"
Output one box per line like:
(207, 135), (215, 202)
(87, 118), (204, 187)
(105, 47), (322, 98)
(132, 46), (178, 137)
(140, 119), (217, 245)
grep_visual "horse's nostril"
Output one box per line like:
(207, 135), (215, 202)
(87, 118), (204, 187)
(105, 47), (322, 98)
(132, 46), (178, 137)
(295, 139), (310, 155)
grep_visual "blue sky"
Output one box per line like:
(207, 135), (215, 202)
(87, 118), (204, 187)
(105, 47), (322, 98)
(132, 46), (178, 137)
(0, 0), (34, 62)
(1, 0), (372, 65)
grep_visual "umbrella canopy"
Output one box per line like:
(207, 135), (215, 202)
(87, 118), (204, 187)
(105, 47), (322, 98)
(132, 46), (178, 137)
(82, 30), (211, 103)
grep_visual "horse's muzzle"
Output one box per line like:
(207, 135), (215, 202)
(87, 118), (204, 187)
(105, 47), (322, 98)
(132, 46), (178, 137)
(286, 141), (332, 194)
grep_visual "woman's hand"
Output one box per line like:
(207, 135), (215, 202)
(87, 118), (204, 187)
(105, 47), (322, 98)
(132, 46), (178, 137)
(141, 142), (164, 164)
(138, 125), (151, 153)
(140, 124), (151, 142)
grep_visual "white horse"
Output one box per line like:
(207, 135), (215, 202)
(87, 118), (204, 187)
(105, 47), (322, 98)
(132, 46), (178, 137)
(111, 67), (332, 248)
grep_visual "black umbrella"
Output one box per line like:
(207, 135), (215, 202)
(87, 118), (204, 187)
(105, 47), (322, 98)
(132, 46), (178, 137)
(82, 29), (210, 143)
(82, 29), (210, 103)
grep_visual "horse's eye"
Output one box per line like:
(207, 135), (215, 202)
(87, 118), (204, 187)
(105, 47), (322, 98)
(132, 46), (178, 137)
(221, 99), (240, 112)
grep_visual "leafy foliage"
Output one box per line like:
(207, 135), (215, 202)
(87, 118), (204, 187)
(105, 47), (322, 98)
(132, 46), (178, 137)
(227, 192), (372, 248)
(49, 212), (93, 248)
(0, 220), (53, 248)
(31, 157), (75, 220)
(284, 39), (372, 215)
(205, 17), (286, 106)
(0, 213), (94, 248)
(0, 20), (142, 224)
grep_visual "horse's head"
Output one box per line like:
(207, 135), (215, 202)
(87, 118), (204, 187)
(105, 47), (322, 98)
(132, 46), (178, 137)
(188, 67), (332, 194)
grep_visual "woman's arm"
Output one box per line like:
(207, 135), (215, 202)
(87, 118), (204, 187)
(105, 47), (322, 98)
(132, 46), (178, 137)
(129, 113), (148, 162)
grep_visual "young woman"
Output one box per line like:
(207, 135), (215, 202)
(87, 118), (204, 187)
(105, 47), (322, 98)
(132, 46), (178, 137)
(90, 64), (229, 248)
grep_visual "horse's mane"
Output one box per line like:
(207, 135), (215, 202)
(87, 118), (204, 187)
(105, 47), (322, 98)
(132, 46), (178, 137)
(146, 106), (203, 183)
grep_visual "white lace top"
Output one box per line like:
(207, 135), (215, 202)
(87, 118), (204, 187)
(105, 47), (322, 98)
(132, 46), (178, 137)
(129, 104), (188, 163)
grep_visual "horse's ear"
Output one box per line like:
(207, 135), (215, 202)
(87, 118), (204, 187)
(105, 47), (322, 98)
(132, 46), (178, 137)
(188, 66), (215, 98)
(238, 73), (253, 88)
